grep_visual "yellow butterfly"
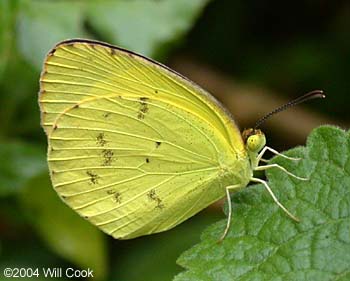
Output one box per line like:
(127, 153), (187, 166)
(39, 39), (324, 240)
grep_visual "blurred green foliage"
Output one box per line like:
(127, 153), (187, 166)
(0, 0), (348, 280)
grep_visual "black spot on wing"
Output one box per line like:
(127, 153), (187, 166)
(96, 132), (107, 146)
(155, 141), (161, 148)
(106, 190), (122, 203)
(147, 189), (157, 200)
(86, 170), (99, 184)
(102, 112), (111, 118)
(147, 189), (164, 210)
(137, 97), (149, 119)
(102, 149), (114, 166)
(113, 192), (122, 203)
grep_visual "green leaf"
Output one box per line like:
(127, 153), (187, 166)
(19, 173), (108, 280)
(175, 126), (350, 281)
(0, 141), (46, 196)
(86, 0), (210, 58)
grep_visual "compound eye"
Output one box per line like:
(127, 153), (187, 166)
(247, 134), (265, 153)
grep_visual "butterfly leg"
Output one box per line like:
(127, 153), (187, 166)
(254, 164), (308, 180)
(251, 177), (299, 222)
(257, 146), (301, 163)
(218, 184), (241, 243)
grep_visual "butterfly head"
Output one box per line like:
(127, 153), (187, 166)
(242, 90), (325, 168)
(242, 128), (265, 169)
(242, 128), (266, 154)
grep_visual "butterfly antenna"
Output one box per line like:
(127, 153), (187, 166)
(254, 90), (326, 129)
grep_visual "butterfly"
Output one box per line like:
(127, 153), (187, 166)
(39, 39), (324, 240)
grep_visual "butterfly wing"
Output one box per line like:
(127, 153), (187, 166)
(39, 40), (249, 239)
